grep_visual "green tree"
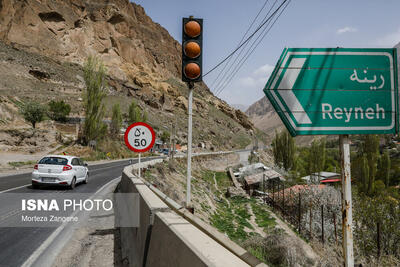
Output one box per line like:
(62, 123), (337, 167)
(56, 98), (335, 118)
(110, 103), (122, 137)
(160, 131), (170, 144)
(362, 135), (380, 195)
(361, 154), (369, 192)
(48, 100), (71, 122)
(82, 56), (108, 145)
(20, 101), (46, 128)
(272, 130), (282, 167)
(379, 149), (391, 187)
(141, 109), (148, 123)
(308, 138), (326, 180)
(128, 100), (147, 124)
(128, 100), (138, 124)
(272, 129), (296, 171)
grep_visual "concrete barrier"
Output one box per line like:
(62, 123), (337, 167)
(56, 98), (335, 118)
(117, 162), (267, 267)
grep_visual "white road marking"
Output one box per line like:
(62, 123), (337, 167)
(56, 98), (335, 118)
(0, 184), (30, 194)
(0, 158), (140, 194)
(21, 176), (122, 267)
(90, 163), (128, 172)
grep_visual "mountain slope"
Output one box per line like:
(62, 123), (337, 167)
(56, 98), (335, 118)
(246, 96), (284, 136)
(0, 0), (255, 154)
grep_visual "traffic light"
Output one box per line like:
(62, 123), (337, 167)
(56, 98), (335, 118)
(182, 17), (203, 83)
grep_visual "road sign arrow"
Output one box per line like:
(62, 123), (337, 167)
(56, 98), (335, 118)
(264, 48), (398, 136)
(276, 57), (312, 124)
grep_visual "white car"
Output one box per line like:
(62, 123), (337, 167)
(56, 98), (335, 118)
(32, 155), (89, 189)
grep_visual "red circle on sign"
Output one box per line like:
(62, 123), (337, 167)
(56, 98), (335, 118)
(124, 122), (156, 153)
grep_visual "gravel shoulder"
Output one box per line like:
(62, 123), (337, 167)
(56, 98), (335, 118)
(51, 182), (127, 267)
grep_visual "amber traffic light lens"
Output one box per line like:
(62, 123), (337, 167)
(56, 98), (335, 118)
(184, 21), (201, 38)
(184, 63), (201, 79)
(184, 41), (201, 58)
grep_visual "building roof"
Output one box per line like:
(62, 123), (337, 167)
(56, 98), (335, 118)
(320, 178), (341, 183)
(277, 184), (326, 195)
(244, 170), (284, 185)
(154, 139), (163, 145)
(301, 172), (340, 182)
(239, 163), (269, 174)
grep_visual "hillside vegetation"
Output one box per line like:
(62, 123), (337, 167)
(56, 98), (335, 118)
(0, 0), (258, 168)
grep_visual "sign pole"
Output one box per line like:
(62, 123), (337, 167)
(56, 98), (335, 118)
(340, 134), (354, 266)
(138, 153), (141, 178)
(186, 82), (194, 207)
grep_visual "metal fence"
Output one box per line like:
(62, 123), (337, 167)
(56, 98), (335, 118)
(261, 178), (399, 259)
(262, 179), (341, 244)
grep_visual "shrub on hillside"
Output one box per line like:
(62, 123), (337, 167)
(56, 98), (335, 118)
(19, 101), (46, 128)
(110, 103), (122, 137)
(48, 100), (71, 122)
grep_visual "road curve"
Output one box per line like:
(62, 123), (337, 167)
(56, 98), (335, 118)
(0, 158), (156, 267)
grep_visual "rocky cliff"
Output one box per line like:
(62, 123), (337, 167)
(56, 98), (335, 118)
(0, 0), (254, 153)
(246, 96), (283, 136)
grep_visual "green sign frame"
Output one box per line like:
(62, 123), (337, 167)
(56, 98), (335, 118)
(264, 48), (398, 136)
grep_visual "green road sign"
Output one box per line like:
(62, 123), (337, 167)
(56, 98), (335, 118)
(264, 48), (398, 136)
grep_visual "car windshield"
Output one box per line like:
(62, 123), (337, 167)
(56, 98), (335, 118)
(38, 157), (68, 165)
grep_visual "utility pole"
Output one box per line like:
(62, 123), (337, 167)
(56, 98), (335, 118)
(262, 173), (265, 204)
(340, 135), (354, 266)
(171, 117), (177, 162)
(169, 124), (172, 159)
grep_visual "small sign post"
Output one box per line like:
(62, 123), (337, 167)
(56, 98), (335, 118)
(124, 122), (156, 178)
(264, 47), (398, 266)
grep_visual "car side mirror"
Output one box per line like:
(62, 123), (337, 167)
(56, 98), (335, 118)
(84, 163), (88, 167)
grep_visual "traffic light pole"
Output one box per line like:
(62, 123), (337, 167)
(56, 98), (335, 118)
(186, 82), (194, 208)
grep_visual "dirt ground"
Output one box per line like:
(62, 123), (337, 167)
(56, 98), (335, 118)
(52, 184), (127, 267)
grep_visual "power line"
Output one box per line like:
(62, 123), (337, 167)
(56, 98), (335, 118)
(216, 2), (290, 97)
(216, 0), (289, 96)
(202, 0), (289, 78)
(213, 0), (278, 94)
(209, 0), (270, 89)
(213, 0), (280, 95)
(216, 0), (291, 97)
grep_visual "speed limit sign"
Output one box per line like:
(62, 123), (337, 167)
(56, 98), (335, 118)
(124, 122), (156, 153)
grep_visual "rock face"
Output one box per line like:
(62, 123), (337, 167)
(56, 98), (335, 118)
(0, 0), (180, 82)
(0, 0), (254, 150)
(246, 96), (275, 117)
(246, 96), (283, 135)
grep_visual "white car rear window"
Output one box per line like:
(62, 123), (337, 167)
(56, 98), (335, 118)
(39, 157), (68, 165)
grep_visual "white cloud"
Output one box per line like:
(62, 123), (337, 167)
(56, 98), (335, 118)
(375, 28), (400, 47)
(336, 26), (358, 35)
(214, 63), (274, 106)
(218, 64), (273, 105)
(239, 77), (258, 87)
(253, 64), (274, 77)
(237, 64), (274, 88)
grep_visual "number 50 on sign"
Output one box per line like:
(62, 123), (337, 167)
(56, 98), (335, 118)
(124, 122), (156, 153)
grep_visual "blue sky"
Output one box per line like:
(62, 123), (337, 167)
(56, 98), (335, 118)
(134, 0), (400, 106)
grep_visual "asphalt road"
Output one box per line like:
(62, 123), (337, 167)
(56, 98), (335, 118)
(0, 158), (155, 267)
